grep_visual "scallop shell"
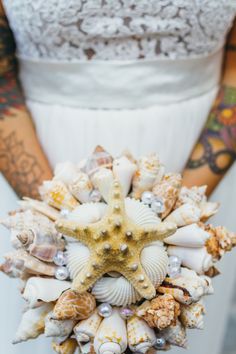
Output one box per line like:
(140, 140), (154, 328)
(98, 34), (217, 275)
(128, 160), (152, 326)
(127, 316), (156, 353)
(13, 303), (54, 344)
(164, 223), (210, 248)
(167, 246), (213, 274)
(18, 198), (60, 221)
(84, 145), (113, 177)
(91, 168), (114, 202)
(74, 310), (102, 343)
(180, 301), (205, 329)
(69, 172), (93, 203)
(23, 277), (71, 308)
(165, 203), (201, 227)
(66, 242), (90, 279)
(113, 156), (137, 197)
(125, 198), (161, 226)
(161, 319), (188, 348)
(52, 338), (78, 354)
(94, 308), (127, 354)
(54, 161), (79, 185)
(45, 311), (77, 338)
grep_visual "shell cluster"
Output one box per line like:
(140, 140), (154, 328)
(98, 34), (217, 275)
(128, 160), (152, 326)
(1, 146), (235, 354)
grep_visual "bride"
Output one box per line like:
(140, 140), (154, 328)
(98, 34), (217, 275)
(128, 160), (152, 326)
(0, 1), (236, 354)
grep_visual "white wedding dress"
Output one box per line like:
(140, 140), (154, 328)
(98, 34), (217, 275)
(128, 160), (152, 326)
(0, 1), (236, 354)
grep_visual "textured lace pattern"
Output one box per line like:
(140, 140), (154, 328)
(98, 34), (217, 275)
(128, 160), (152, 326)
(2, 0), (236, 61)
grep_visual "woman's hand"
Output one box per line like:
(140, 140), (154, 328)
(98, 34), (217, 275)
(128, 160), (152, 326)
(182, 21), (236, 196)
(0, 2), (53, 199)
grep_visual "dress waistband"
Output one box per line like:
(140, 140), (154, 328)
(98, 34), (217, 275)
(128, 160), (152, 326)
(18, 48), (223, 110)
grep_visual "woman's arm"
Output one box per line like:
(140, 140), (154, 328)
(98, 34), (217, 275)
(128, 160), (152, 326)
(182, 21), (236, 196)
(0, 2), (52, 198)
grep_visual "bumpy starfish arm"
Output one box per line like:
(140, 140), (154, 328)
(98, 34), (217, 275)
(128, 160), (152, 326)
(55, 219), (91, 245)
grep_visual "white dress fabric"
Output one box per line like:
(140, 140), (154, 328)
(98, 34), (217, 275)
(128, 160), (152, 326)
(0, 1), (236, 354)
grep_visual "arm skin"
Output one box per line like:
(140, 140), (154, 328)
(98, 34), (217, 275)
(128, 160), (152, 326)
(182, 21), (236, 196)
(0, 2), (52, 199)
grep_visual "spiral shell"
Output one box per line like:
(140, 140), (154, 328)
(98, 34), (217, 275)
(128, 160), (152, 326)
(74, 310), (102, 342)
(84, 145), (113, 177)
(45, 311), (77, 338)
(164, 223), (210, 248)
(180, 301), (205, 329)
(165, 203), (201, 227)
(162, 319), (188, 348)
(91, 168), (114, 203)
(127, 316), (156, 353)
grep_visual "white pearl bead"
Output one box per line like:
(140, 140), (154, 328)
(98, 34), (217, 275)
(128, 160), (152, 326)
(53, 251), (67, 266)
(151, 198), (165, 214)
(97, 303), (113, 317)
(154, 337), (166, 349)
(119, 307), (134, 320)
(141, 191), (154, 205)
(169, 255), (181, 267)
(55, 266), (69, 280)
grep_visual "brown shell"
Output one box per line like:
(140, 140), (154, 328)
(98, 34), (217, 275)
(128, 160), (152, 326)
(52, 290), (96, 321)
(205, 225), (236, 261)
(52, 338), (78, 354)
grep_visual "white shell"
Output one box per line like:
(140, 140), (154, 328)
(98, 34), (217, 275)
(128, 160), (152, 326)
(200, 201), (219, 221)
(91, 168), (114, 202)
(167, 246), (213, 274)
(18, 198), (60, 221)
(66, 242), (90, 279)
(23, 277), (71, 308)
(13, 303), (54, 344)
(74, 310), (102, 342)
(165, 203), (201, 227)
(127, 316), (156, 353)
(180, 301), (205, 329)
(164, 223), (210, 248)
(44, 311), (76, 337)
(125, 198), (161, 226)
(54, 161), (79, 185)
(94, 308), (127, 354)
(113, 156), (137, 197)
(69, 172), (93, 203)
(162, 320), (188, 348)
(66, 202), (107, 225)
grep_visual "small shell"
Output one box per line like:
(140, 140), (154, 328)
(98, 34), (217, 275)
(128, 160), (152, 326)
(52, 290), (96, 321)
(45, 311), (77, 337)
(136, 294), (180, 330)
(180, 301), (205, 329)
(39, 180), (79, 211)
(23, 277), (71, 308)
(80, 342), (96, 354)
(132, 154), (165, 199)
(167, 246), (213, 274)
(165, 203), (201, 227)
(127, 316), (156, 353)
(200, 201), (220, 222)
(52, 338), (78, 354)
(113, 156), (137, 197)
(164, 223), (210, 248)
(74, 310), (102, 343)
(66, 203), (107, 225)
(54, 161), (79, 185)
(69, 172), (93, 203)
(18, 198), (60, 221)
(161, 319), (188, 348)
(91, 168), (114, 202)
(205, 225), (236, 261)
(94, 308), (127, 354)
(175, 186), (207, 209)
(85, 146), (113, 177)
(66, 242), (90, 280)
(152, 173), (182, 218)
(13, 303), (54, 344)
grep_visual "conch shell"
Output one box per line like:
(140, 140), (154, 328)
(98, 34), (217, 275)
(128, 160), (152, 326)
(52, 338), (78, 354)
(74, 310), (102, 342)
(45, 311), (77, 338)
(165, 203), (201, 227)
(23, 277), (71, 308)
(152, 173), (182, 218)
(164, 223), (210, 248)
(94, 308), (127, 354)
(136, 294), (180, 330)
(52, 290), (96, 321)
(91, 168), (114, 202)
(84, 145), (113, 177)
(69, 172), (93, 203)
(13, 303), (54, 344)
(161, 319), (188, 348)
(39, 180), (79, 210)
(180, 301), (205, 329)
(132, 154), (165, 199)
(205, 225), (236, 261)
(127, 316), (156, 353)
(113, 156), (137, 197)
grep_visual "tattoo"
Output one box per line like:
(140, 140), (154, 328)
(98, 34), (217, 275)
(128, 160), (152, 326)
(0, 130), (43, 198)
(226, 44), (236, 52)
(0, 72), (25, 118)
(0, 13), (16, 75)
(187, 86), (236, 175)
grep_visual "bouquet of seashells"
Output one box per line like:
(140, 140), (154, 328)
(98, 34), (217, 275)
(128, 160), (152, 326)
(1, 146), (236, 354)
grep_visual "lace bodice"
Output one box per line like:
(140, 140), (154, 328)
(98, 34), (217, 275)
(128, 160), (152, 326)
(2, 0), (236, 61)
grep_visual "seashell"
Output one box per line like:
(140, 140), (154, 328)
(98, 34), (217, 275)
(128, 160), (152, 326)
(167, 246), (213, 274)
(94, 308), (127, 354)
(204, 266), (220, 278)
(85, 146), (113, 177)
(52, 338), (78, 354)
(80, 342), (96, 354)
(39, 180), (79, 211)
(152, 173), (182, 218)
(66, 203), (107, 225)
(136, 294), (180, 330)
(52, 290), (96, 321)
(45, 311), (77, 338)
(165, 203), (201, 227)
(13, 303), (54, 344)
(23, 277), (71, 308)
(92, 243), (168, 306)
(205, 225), (236, 261)
(175, 186), (207, 209)
(161, 319), (188, 348)
(74, 310), (102, 343)
(200, 202), (219, 221)
(158, 267), (212, 305)
(127, 316), (156, 353)
(113, 156), (137, 197)
(180, 301), (205, 329)
(164, 223), (210, 248)
(125, 198), (161, 226)
(18, 198), (60, 221)
(66, 242), (90, 279)
(91, 168), (114, 203)
(69, 172), (93, 203)
(54, 161), (79, 185)
(132, 154), (165, 199)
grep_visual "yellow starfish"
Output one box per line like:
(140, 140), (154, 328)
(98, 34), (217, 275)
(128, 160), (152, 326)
(56, 180), (176, 299)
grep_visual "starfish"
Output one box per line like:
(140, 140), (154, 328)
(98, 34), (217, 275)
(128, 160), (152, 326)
(56, 180), (176, 300)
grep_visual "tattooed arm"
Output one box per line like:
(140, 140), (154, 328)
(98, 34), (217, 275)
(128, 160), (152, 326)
(182, 21), (236, 196)
(0, 2), (52, 198)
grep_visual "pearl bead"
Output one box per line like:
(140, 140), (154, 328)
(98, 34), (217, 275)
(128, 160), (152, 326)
(169, 255), (181, 267)
(154, 337), (166, 349)
(168, 265), (181, 278)
(90, 189), (102, 202)
(97, 303), (113, 318)
(151, 198), (165, 214)
(53, 251), (67, 266)
(55, 266), (69, 281)
(119, 307), (134, 320)
(141, 191), (154, 205)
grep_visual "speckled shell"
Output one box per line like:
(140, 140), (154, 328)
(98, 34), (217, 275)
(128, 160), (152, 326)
(127, 316), (156, 353)
(113, 156), (137, 197)
(180, 301), (205, 329)
(161, 319), (188, 348)
(45, 311), (77, 338)
(69, 172), (93, 203)
(91, 168), (114, 202)
(74, 310), (102, 342)
(165, 203), (201, 227)
(52, 290), (96, 321)
(52, 338), (78, 354)
(164, 223), (210, 248)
